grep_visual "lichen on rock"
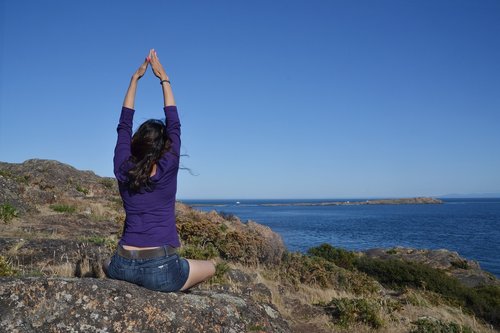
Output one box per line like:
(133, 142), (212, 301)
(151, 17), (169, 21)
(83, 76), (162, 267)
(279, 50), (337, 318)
(0, 277), (290, 333)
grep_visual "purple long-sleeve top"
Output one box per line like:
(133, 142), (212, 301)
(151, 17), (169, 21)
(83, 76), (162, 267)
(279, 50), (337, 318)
(113, 106), (181, 248)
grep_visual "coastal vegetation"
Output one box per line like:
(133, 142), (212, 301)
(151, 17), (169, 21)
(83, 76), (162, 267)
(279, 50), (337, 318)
(411, 318), (476, 333)
(0, 203), (18, 223)
(308, 243), (500, 327)
(0, 159), (498, 332)
(317, 297), (384, 329)
(49, 204), (77, 213)
(0, 255), (17, 277)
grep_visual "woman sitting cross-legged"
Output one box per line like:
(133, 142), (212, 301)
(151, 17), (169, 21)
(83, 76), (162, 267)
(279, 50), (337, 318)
(104, 49), (215, 292)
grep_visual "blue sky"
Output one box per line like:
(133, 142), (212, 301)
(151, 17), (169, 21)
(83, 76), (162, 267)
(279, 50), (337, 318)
(1, 0), (499, 199)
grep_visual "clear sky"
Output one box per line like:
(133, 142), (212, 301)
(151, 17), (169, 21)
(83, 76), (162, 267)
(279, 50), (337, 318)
(1, 0), (499, 199)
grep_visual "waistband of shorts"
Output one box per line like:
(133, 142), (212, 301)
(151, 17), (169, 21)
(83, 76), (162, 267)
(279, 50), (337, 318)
(117, 245), (177, 260)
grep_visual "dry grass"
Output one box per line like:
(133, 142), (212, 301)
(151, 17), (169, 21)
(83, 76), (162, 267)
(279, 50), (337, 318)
(7, 239), (26, 255)
(208, 263), (498, 333)
(415, 307), (495, 333)
(85, 202), (111, 221)
(0, 223), (65, 240)
(47, 262), (75, 277)
(395, 291), (497, 333)
(227, 263), (355, 329)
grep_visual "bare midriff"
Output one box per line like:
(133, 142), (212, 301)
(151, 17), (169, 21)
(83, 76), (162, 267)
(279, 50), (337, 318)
(122, 245), (161, 250)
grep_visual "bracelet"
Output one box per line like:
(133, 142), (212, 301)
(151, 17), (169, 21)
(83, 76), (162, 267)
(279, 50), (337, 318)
(160, 79), (171, 85)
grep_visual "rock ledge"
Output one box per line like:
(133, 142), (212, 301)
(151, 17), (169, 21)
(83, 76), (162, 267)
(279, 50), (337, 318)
(0, 277), (289, 333)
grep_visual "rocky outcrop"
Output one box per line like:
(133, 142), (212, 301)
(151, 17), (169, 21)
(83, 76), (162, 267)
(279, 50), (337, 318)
(363, 247), (499, 287)
(0, 159), (124, 240)
(0, 277), (290, 333)
(0, 159), (118, 213)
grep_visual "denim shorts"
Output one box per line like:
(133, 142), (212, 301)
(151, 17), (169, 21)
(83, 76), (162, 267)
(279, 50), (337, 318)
(107, 249), (190, 292)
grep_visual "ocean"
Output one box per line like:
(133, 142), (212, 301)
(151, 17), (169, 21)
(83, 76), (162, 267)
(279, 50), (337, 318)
(181, 198), (500, 278)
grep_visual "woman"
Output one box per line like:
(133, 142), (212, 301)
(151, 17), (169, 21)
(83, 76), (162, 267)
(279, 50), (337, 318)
(105, 49), (215, 292)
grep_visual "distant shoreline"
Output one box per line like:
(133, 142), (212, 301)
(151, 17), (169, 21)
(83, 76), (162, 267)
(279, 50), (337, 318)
(261, 197), (443, 206)
(187, 197), (443, 207)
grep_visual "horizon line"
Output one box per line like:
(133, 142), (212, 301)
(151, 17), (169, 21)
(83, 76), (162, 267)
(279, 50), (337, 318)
(178, 195), (500, 201)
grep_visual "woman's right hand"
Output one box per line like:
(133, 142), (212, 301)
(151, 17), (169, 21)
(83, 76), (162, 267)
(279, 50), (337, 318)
(149, 49), (169, 81)
(131, 56), (149, 81)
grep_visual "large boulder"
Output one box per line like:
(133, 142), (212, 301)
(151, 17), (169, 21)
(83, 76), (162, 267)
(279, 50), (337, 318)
(0, 277), (290, 332)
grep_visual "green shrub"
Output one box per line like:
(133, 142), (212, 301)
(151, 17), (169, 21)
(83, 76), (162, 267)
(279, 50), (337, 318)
(177, 215), (222, 246)
(50, 204), (76, 213)
(179, 243), (219, 260)
(275, 252), (379, 295)
(307, 243), (357, 270)
(0, 204), (18, 223)
(218, 231), (260, 264)
(212, 261), (230, 284)
(177, 207), (284, 266)
(17, 175), (30, 184)
(0, 169), (30, 183)
(355, 257), (464, 294)
(276, 252), (333, 287)
(411, 318), (475, 333)
(76, 185), (89, 195)
(320, 298), (383, 329)
(307, 246), (467, 297)
(386, 248), (398, 255)
(355, 256), (500, 328)
(305, 245), (499, 327)
(218, 211), (237, 221)
(466, 285), (500, 327)
(0, 255), (17, 277)
(178, 213), (263, 265)
(100, 178), (115, 189)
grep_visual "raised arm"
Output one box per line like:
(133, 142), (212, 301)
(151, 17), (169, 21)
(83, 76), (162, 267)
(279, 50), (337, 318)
(123, 57), (149, 109)
(114, 56), (149, 180)
(149, 49), (176, 107)
(148, 49), (181, 166)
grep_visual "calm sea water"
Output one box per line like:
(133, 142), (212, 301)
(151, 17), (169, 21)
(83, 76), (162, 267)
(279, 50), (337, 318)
(182, 198), (500, 277)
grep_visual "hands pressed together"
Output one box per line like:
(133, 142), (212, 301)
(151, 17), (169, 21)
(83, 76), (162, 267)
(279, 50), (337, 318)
(124, 49), (175, 108)
(132, 49), (169, 82)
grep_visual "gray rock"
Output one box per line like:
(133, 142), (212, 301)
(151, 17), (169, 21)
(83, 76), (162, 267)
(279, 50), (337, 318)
(0, 277), (290, 332)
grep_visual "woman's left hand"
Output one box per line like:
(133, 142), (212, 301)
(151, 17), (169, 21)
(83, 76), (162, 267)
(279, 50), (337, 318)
(132, 57), (150, 81)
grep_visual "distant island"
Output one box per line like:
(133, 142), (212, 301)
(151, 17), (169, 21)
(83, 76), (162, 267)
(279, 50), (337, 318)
(190, 197), (443, 207)
(261, 197), (443, 207)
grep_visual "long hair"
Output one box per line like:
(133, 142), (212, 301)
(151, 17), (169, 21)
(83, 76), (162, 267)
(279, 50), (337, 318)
(127, 119), (171, 192)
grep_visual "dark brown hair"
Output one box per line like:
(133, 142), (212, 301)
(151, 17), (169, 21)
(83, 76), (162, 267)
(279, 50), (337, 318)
(127, 119), (171, 192)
